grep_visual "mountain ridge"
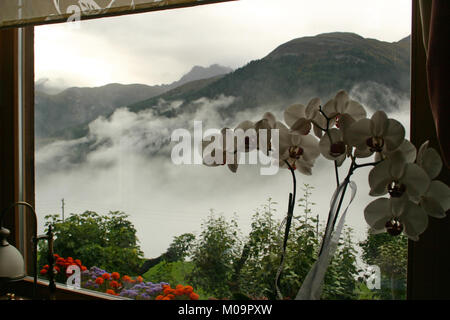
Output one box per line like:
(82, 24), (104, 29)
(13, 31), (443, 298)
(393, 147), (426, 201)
(35, 64), (233, 141)
(128, 32), (410, 118)
(37, 32), (411, 142)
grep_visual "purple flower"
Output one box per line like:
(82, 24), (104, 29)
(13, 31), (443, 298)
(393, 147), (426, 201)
(120, 290), (130, 297)
(140, 293), (150, 300)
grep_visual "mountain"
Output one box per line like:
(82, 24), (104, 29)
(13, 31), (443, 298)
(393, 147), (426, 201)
(35, 64), (233, 142)
(38, 33), (411, 142)
(170, 64), (233, 88)
(128, 32), (410, 118)
(35, 83), (167, 142)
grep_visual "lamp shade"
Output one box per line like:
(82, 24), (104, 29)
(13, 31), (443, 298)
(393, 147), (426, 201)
(0, 227), (26, 282)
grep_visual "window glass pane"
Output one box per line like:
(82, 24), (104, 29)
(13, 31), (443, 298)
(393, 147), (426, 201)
(35, 0), (411, 300)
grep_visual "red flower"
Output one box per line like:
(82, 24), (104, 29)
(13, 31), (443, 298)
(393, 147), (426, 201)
(189, 292), (199, 300)
(40, 269), (47, 275)
(167, 294), (175, 300)
(102, 273), (111, 280)
(163, 287), (174, 295)
(122, 275), (131, 282)
(109, 281), (120, 289)
(95, 277), (104, 285)
(155, 295), (164, 300)
(111, 272), (120, 280)
(184, 286), (194, 294)
(137, 276), (143, 283)
(75, 259), (82, 266)
(81, 266), (87, 271)
(43, 264), (49, 270)
(106, 289), (115, 295)
(54, 266), (60, 273)
(174, 289), (184, 296)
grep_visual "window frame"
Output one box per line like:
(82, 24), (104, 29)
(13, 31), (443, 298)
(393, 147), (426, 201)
(1, 0), (449, 300)
(407, 0), (450, 300)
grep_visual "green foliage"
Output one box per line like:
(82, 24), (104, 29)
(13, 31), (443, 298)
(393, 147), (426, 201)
(239, 187), (359, 300)
(354, 282), (380, 300)
(322, 228), (359, 299)
(165, 233), (196, 262)
(239, 199), (286, 299)
(187, 211), (242, 299)
(36, 185), (406, 300)
(143, 260), (194, 285)
(184, 185), (360, 300)
(39, 211), (144, 275)
(359, 232), (407, 299)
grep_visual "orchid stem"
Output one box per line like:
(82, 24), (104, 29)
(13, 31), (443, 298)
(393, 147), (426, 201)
(275, 160), (297, 300)
(354, 160), (382, 169)
(334, 161), (340, 187)
(318, 160), (355, 256)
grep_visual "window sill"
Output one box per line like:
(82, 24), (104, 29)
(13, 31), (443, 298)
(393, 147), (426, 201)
(1, 276), (130, 300)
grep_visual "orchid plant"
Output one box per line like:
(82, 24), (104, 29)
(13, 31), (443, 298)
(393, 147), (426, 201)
(201, 90), (450, 300)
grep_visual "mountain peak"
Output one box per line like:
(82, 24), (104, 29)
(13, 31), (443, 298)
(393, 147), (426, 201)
(173, 64), (233, 87)
(266, 32), (409, 61)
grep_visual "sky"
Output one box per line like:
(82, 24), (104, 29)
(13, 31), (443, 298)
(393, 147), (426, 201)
(35, 0), (412, 90)
(34, 0), (412, 260)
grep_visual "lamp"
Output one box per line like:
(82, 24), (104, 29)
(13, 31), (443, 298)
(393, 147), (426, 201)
(0, 227), (25, 281)
(0, 201), (56, 299)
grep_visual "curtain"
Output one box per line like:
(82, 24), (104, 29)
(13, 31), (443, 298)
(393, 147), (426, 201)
(419, 0), (450, 168)
(0, 0), (235, 29)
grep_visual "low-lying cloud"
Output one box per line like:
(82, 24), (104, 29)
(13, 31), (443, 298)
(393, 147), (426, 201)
(36, 86), (411, 259)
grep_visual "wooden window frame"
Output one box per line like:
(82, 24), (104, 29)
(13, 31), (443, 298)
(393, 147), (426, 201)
(407, 0), (450, 300)
(0, 0), (449, 300)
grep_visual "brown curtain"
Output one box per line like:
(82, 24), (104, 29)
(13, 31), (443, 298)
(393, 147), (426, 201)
(0, 0), (235, 29)
(420, 0), (450, 168)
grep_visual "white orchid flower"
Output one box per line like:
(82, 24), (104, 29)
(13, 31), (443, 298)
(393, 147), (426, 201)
(275, 122), (320, 175)
(322, 90), (367, 128)
(416, 141), (443, 180)
(202, 128), (238, 173)
(318, 128), (349, 166)
(278, 156), (315, 176)
(368, 150), (430, 199)
(234, 120), (258, 153)
(364, 196), (428, 241)
(255, 112), (277, 155)
(284, 98), (326, 137)
(255, 112), (277, 131)
(346, 110), (405, 158)
(414, 141), (450, 218)
(375, 139), (417, 163)
(419, 181), (450, 219)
